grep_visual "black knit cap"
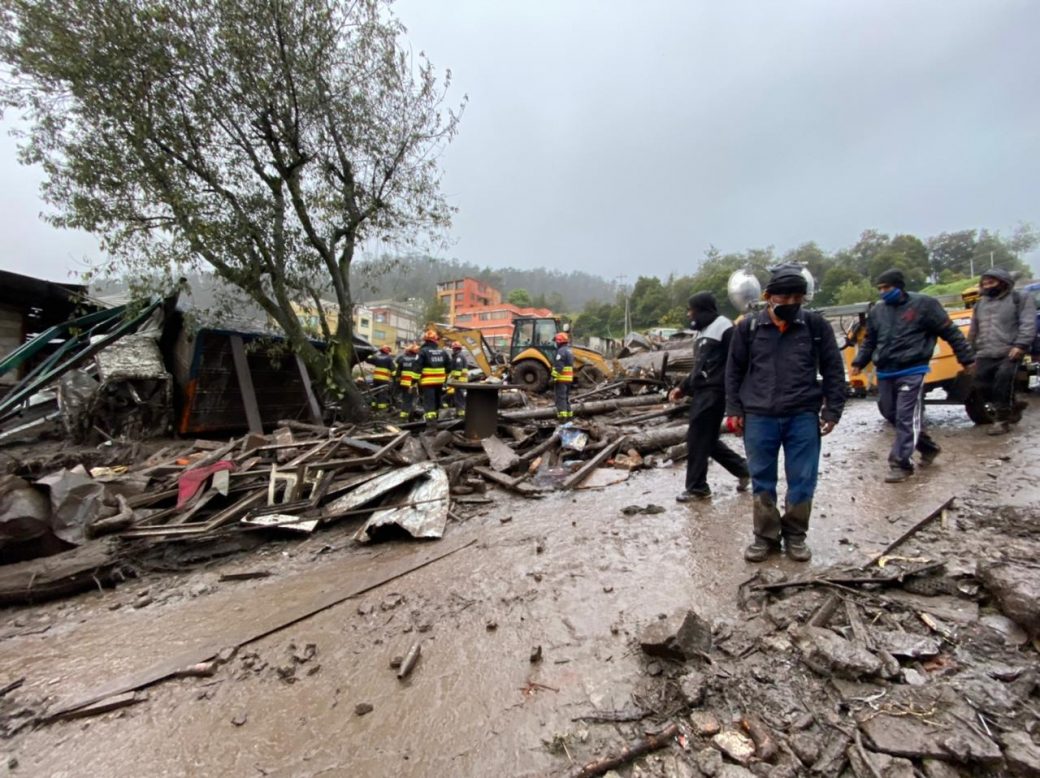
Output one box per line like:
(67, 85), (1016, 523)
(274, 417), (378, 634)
(875, 268), (905, 289)
(764, 264), (808, 295)
(687, 291), (718, 314)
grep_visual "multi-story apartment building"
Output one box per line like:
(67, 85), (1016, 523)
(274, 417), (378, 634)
(435, 278), (501, 324)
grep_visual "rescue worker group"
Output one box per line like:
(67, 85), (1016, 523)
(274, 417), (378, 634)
(365, 264), (1036, 566)
(364, 329), (576, 425)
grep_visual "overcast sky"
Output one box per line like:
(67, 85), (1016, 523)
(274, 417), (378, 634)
(2, 0), (1038, 283)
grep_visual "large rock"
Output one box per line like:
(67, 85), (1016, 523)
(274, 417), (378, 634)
(1001, 731), (1040, 777)
(858, 689), (1002, 767)
(790, 625), (882, 679)
(977, 560), (1040, 638)
(640, 609), (712, 661)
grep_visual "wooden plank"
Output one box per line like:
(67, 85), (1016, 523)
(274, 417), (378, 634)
(295, 354), (323, 424)
(230, 335), (263, 434)
(472, 465), (540, 496)
(481, 436), (520, 472)
(49, 537), (477, 718)
(562, 439), (622, 490)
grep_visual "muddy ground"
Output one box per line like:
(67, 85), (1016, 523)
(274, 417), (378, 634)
(0, 397), (1037, 777)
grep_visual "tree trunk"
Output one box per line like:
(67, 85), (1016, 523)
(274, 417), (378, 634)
(498, 394), (664, 422)
(333, 313), (367, 421)
(618, 423), (688, 454)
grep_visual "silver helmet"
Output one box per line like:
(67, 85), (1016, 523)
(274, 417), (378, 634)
(727, 269), (761, 311)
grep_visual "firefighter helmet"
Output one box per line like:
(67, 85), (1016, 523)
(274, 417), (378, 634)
(450, 341), (462, 350)
(379, 345), (392, 354)
(423, 329), (439, 342)
(554, 332), (569, 344)
(406, 342), (420, 354)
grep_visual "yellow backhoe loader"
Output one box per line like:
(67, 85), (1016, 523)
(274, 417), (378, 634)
(433, 317), (617, 392)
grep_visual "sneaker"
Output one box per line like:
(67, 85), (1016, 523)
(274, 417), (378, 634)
(785, 539), (812, 562)
(736, 475), (751, 492)
(676, 489), (711, 503)
(744, 539), (778, 563)
(919, 448), (940, 466)
(884, 466), (912, 483)
(987, 421), (1010, 436)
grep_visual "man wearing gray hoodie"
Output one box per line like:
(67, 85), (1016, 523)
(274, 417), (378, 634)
(969, 267), (1037, 435)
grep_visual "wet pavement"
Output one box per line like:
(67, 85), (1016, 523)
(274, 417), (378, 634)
(0, 397), (1037, 777)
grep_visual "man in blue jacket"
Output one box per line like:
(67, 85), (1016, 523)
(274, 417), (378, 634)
(851, 269), (975, 482)
(725, 265), (846, 563)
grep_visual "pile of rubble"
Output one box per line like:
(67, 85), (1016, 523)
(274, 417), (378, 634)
(547, 498), (1040, 778)
(0, 379), (701, 604)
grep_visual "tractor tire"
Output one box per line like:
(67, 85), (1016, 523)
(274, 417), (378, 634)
(964, 388), (994, 425)
(511, 360), (550, 393)
(576, 365), (607, 388)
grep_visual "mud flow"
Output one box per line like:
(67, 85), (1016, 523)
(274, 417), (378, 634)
(0, 398), (1038, 777)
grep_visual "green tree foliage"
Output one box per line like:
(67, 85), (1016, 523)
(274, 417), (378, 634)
(506, 288), (533, 307)
(832, 278), (876, 305)
(423, 295), (448, 327)
(0, 0), (462, 417)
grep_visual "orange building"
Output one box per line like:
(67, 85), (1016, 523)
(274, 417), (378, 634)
(453, 304), (554, 351)
(436, 278), (501, 323)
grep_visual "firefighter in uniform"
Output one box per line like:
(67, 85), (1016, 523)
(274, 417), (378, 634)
(447, 341), (468, 418)
(417, 330), (449, 427)
(395, 343), (421, 421)
(365, 345), (395, 411)
(552, 332), (574, 421)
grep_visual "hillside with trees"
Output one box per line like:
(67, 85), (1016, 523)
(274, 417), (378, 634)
(350, 254), (617, 313)
(570, 224), (1038, 339)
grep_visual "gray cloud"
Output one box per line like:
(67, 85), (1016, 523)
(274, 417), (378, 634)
(2, 0), (1037, 281)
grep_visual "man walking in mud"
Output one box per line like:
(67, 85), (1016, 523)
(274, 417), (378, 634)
(850, 269), (974, 481)
(968, 267), (1036, 435)
(725, 264), (845, 562)
(669, 292), (749, 501)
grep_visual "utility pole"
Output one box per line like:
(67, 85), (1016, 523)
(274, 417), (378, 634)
(615, 274), (630, 336)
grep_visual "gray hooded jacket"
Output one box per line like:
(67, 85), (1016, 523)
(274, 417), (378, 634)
(968, 268), (1037, 358)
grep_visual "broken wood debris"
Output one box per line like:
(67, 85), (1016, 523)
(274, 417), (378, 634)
(1, 380), (688, 603)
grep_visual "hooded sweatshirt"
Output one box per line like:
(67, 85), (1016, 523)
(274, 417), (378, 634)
(969, 268), (1037, 358)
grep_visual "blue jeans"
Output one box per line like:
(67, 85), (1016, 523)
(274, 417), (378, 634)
(744, 412), (821, 543)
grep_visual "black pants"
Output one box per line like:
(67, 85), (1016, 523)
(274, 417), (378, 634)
(422, 386), (442, 420)
(973, 355), (1020, 415)
(685, 390), (748, 494)
(554, 382), (572, 418)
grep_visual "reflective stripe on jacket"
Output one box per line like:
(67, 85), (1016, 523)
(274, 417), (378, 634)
(417, 343), (450, 387)
(552, 345), (575, 383)
(396, 354), (420, 388)
(367, 353), (395, 383)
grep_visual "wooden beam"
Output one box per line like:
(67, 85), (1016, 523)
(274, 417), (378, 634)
(562, 439), (622, 490)
(295, 354), (323, 424)
(229, 335), (263, 434)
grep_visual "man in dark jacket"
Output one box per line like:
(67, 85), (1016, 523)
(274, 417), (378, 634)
(968, 267), (1037, 435)
(669, 292), (749, 501)
(725, 265), (846, 563)
(851, 269), (975, 481)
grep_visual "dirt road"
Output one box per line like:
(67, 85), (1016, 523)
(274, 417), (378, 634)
(0, 397), (1037, 776)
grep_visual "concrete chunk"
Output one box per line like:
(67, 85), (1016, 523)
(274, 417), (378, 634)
(790, 625), (882, 679)
(639, 608), (712, 661)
